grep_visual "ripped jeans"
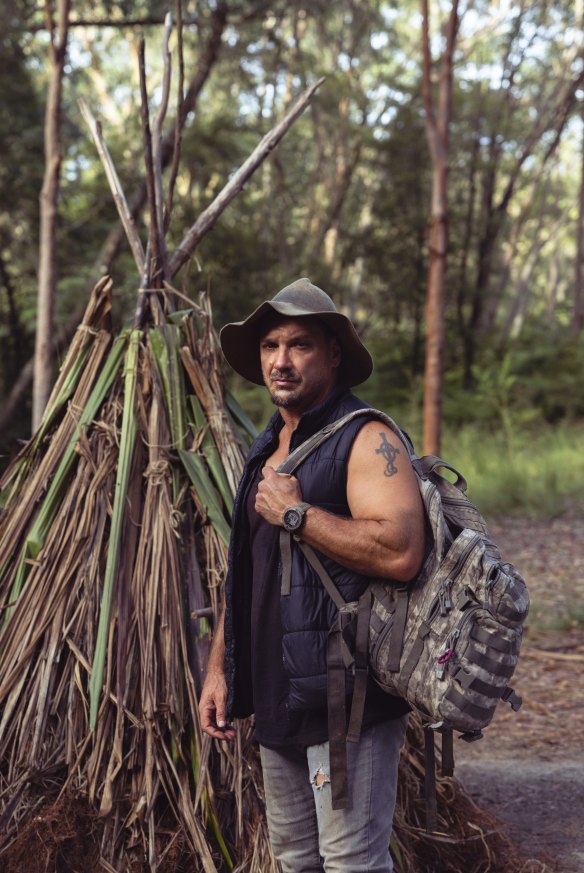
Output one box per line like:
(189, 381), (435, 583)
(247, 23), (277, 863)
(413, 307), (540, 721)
(259, 716), (408, 873)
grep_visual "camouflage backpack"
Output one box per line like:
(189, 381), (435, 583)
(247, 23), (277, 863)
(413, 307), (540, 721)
(279, 409), (529, 824)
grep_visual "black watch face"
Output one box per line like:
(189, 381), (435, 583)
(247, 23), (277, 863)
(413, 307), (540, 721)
(283, 507), (302, 531)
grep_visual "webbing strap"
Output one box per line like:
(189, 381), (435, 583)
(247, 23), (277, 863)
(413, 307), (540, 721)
(297, 542), (347, 611)
(423, 728), (438, 833)
(278, 423), (339, 474)
(445, 686), (491, 722)
(346, 592), (371, 743)
(470, 648), (515, 678)
(398, 620), (431, 686)
(471, 625), (517, 654)
(501, 686), (523, 711)
(327, 628), (349, 809)
(298, 542), (373, 797)
(280, 530), (292, 596)
(452, 667), (504, 699)
(413, 455), (468, 493)
(441, 729), (454, 777)
(388, 587), (408, 672)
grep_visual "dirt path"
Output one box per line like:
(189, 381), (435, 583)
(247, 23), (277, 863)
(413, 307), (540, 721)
(454, 514), (584, 873)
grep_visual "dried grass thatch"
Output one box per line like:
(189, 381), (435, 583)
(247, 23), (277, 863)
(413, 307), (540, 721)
(0, 277), (269, 870)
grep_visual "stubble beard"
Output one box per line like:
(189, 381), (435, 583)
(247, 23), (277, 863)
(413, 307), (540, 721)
(267, 370), (330, 411)
(268, 385), (303, 409)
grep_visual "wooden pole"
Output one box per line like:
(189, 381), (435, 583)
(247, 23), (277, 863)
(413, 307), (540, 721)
(168, 78), (325, 278)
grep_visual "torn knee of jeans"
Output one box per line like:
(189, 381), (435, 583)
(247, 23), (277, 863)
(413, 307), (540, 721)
(311, 765), (331, 790)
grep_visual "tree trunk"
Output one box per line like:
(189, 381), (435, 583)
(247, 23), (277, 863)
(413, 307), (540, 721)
(421, 0), (459, 456)
(574, 102), (584, 335)
(423, 164), (449, 455)
(32, 0), (71, 431)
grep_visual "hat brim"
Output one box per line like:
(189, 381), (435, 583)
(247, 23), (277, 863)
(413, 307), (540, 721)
(220, 299), (373, 387)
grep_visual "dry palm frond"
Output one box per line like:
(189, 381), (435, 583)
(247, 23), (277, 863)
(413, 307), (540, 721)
(0, 282), (265, 871)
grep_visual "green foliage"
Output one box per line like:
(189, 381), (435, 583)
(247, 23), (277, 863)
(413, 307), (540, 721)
(501, 328), (584, 423)
(442, 421), (584, 519)
(435, 327), (584, 432)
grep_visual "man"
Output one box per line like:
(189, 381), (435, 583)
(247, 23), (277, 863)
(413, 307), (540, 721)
(199, 278), (426, 873)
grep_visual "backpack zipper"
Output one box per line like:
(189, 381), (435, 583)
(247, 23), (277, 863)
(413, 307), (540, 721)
(426, 532), (480, 623)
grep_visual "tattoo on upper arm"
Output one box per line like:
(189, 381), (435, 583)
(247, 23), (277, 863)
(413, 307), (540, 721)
(375, 432), (400, 477)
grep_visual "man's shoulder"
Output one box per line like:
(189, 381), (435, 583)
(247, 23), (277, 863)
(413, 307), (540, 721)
(324, 398), (415, 459)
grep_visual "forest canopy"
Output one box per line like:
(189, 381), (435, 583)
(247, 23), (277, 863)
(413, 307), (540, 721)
(1, 0), (584, 456)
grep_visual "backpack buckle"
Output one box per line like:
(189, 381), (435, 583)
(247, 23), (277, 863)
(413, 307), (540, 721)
(459, 729), (484, 743)
(502, 686), (523, 712)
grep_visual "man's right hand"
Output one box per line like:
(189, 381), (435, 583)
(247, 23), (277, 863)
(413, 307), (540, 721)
(199, 670), (236, 741)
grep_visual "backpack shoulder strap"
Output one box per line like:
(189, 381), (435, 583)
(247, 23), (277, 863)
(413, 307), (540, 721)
(277, 408), (415, 476)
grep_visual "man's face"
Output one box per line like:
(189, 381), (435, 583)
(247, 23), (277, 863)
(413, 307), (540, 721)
(259, 317), (341, 413)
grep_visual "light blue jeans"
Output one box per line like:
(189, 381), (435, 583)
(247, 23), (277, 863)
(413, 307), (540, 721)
(259, 715), (408, 873)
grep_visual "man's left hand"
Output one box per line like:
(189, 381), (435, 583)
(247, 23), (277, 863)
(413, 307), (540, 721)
(256, 466), (303, 526)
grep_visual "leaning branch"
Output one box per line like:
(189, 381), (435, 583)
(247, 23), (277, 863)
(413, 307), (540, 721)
(137, 38), (163, 283)
(79, 98), (146, 276)
(168, 77), (325, 278)
(165, 0), (186, 226)
(153, 13), (174, 262)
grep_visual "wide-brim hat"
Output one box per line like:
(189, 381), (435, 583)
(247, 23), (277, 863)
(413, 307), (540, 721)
(219, 277), (373, 387)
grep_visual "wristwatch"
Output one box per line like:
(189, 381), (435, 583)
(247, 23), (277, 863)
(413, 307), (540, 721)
(282, 502), (312, 533)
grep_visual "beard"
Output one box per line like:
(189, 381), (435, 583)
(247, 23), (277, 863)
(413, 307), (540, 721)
(267, 368), (330, 411)
(270, 390), (301, 408)
(268, 383), (303, 408)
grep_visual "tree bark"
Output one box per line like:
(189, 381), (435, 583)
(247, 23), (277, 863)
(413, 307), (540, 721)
(574, 102), (584, 335)
(32, 0), (71, 431)
(421, 0), (459, 456)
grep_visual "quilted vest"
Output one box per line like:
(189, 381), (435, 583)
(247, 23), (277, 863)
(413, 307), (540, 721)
(224, 386), (374, 717)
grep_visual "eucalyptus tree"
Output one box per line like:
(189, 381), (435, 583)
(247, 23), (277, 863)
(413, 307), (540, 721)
(450, 0), (584, 384)
(420, 0), (460, 455)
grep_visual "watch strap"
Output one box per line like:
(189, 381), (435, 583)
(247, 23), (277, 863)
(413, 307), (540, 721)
(282, 501), (311, 531)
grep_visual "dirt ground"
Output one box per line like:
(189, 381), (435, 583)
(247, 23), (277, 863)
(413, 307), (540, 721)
(454, 513), (584, 873)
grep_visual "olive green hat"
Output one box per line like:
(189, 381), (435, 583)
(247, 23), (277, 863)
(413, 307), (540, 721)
(219, 277), (373, 387)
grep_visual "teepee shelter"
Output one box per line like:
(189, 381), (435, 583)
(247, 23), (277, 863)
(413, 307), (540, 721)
(0, 20), (534, 873)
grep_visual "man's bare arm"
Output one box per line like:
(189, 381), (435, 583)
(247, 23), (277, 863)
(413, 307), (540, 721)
(198, 602), (236, 740)
(255, 422), (425, 580)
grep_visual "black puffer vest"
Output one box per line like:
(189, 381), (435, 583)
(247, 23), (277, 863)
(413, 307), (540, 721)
(224, 386), (375, 718)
